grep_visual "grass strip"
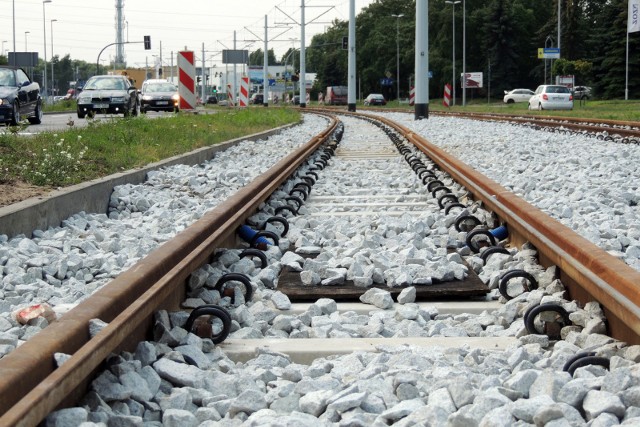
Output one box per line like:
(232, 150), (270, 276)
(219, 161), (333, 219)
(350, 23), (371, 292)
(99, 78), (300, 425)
(0, 108), (301, 187)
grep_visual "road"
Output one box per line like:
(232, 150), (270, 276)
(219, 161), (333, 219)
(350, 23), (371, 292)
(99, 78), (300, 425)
(1, 110), (177, 135)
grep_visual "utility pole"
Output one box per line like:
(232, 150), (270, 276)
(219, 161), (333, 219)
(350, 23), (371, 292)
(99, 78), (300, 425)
(347, 0), (356, 112)
(300, 0), (306, 107)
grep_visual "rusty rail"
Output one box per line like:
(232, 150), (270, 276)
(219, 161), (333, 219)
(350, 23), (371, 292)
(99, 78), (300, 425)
(366, 112), (640, 343)
(0, 115), (338, 427)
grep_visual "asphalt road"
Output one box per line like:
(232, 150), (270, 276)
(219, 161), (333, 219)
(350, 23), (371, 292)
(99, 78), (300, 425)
(2, 110), (176, 135)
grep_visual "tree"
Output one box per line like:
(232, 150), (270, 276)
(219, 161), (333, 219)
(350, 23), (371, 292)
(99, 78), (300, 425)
(249, 49), (277, 66)
(304, 0), (634, 100)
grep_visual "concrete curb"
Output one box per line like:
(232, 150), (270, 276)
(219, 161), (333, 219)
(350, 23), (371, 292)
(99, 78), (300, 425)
(0, 122), (298, 239)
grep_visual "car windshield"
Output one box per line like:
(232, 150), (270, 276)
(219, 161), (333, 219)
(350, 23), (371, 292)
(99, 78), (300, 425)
(84, 78), (126, 91)
(545, 86), (570, 94)
(145, 83), (176, 93)
(0, 69), (16, 87)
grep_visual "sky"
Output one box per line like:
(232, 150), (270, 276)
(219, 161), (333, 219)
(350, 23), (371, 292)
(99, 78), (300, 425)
(0, 0), (375, 69)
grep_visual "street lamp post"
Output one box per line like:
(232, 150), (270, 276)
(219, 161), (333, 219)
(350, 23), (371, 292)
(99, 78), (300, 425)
(444, 1), (460, 106)
(43, 0), (52, 98)
(462, 0), (467, 107)
(391, 14), (404, 102)
(24, 31), (30, 51)
(51, 19), (57, 96)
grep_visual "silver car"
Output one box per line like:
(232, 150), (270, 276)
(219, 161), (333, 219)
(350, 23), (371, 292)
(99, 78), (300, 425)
(76, 75), (139, 118)
(528, 85), (573, 111)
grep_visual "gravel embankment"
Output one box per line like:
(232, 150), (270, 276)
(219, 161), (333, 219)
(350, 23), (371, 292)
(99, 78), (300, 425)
(44, 115), (640, 427)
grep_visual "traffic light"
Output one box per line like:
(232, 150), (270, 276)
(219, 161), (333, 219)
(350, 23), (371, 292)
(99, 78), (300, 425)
(342, 36), (348, 50)
(197, 76), (201, 83)
(213, 85), (217, 93)
(143, 35), (151, 50)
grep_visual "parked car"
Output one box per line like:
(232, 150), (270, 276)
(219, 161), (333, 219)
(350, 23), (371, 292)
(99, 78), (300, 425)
(250, 93), (264, 105)
(292, 95), (300, 105)
(326, 86), (348, 105)
(0, 65), (43, 125)
(528, 85), (573, 111)
(364, 93), (387, 106)
(139, 79), (179, 113)
(76, 75), (139, 118)
(205, 95), (218, 105)
(573, 86), (592, 100)
(503, 88), (534, 104)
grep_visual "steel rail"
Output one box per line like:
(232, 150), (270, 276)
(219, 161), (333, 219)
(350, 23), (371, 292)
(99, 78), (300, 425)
(364, 112), (640, 344)
(0, 115), (338, 427)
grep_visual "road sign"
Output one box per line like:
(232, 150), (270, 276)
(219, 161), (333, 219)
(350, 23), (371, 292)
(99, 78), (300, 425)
(380, 77), (394, 86)
(538, 47), (560, 59)
(461, 72), (483, 88)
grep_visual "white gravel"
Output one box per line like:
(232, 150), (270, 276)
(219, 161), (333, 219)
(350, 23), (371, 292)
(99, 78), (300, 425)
(43, 114), (640, 427)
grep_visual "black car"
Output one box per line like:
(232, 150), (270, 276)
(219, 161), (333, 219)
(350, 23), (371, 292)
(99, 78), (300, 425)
(76, 75), (139, 118)
(250, 93), (264, 105)
(573, 86), (592, 100)
(0, 66), (43, 126)
(140, 79), (180, 113)
(206, 95), (218, 105)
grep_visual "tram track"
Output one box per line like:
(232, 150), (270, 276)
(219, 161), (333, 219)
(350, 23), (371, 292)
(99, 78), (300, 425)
(436, 111), (640, 143)
(1, 111), (640, 425)
(356, 107), (640, 142)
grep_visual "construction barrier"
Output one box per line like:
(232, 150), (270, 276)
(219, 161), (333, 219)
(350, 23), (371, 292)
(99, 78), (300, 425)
(443, 83), (452, 108)
(178, 51), (196, 111)
(409, 87), (415, 106)
(227, 83), (234, 107)
(239, 77), (249, 107)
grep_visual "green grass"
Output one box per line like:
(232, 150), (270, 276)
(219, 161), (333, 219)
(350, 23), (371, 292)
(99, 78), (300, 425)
(379, 98), (640, 122)
(0, 108), (300, 187)
(43, 99), (77, 113)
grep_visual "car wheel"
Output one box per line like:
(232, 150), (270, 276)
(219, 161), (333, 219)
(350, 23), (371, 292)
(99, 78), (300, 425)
(141, 107), (147, 114)
(77, 108), (86, 119)
(28, 100), (43, 124)
(528, 102), (533, 110)
(174, 107), (179, 113)
(10, 102), (21, 126)
(506, 99), (515, 104)
(538, 103), (543, 111)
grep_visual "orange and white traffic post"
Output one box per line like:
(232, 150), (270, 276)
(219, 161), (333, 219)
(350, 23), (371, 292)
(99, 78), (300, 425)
(443, 83), (452, 108)
(178, 51), (196, 111)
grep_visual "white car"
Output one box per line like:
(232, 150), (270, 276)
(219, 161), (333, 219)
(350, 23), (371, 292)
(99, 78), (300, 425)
(503, 89), (534, 104)
(528, 85), (573, 111)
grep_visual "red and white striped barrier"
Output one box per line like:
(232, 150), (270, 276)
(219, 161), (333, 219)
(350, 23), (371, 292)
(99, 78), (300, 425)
(178, 51), (196, 111)
(226, 83), (234, 107)
(239, 77), (249, 107)
(443, 83), (452, 108)
(409, 86), (415, 106)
